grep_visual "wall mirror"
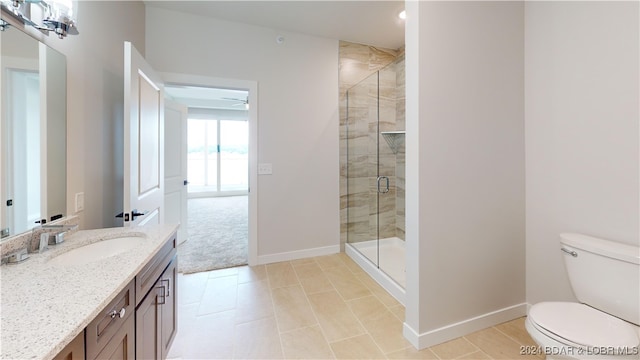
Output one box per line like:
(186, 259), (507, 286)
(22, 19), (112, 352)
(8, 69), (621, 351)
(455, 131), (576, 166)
(0, 15), (67, 240)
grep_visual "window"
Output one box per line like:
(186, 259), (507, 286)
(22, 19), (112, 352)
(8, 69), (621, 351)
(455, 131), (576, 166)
(187, 118), (248, 195)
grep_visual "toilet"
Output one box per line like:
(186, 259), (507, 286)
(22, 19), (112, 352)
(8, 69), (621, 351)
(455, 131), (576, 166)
(525, 233), (640, 360)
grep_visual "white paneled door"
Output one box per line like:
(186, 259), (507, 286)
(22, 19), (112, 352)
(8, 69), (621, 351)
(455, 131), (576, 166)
(123, 42), (164, 227)
(163, 99), (188, 242)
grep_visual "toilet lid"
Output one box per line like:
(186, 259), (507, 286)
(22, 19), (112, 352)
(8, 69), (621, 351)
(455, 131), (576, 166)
(529, 302), (639, 348)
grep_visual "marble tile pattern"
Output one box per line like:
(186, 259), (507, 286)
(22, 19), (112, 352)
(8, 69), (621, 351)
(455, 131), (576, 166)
(168, 253), (542, 359)
(340, 40), (407, 246)
(395, 55), (406, 240)
(0, 223), (180, 360)
(339, 41), (399, 248)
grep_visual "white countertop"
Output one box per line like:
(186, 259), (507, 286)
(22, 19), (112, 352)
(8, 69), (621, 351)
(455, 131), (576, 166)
(0, 224), (179, 360)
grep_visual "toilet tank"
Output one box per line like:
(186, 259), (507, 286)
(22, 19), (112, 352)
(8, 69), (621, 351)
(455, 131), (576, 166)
(560, 233), (640, 326)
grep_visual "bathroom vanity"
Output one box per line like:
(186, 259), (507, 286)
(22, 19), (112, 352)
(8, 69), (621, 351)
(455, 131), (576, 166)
(0, 224), (179, 360)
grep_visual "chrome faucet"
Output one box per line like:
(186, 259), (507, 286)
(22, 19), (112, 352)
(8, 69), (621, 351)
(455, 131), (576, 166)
(31, 224), (79, 253)
(41, 224), (78, 245)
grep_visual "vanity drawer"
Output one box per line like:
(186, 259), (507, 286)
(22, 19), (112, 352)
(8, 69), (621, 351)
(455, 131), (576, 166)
(136, 233), (176, 306)
(85, 279), (135, 360)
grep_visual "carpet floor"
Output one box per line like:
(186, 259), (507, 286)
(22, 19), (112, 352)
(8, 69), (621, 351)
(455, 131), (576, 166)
(178, 196), (248, 274)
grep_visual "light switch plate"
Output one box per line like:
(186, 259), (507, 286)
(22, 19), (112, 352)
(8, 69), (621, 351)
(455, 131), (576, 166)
(258, 163), (273, 175)
(75, 192), (84, 213)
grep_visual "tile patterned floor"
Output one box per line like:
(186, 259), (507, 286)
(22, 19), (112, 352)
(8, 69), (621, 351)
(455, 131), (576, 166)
(168, 253), (542, 359)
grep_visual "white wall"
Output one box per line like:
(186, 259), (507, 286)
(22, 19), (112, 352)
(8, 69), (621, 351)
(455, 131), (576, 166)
(525, 2), (640, 305)
(35, 1), (146, 230)
(405, 1), (526, 347)
(145, 7), (340, 259)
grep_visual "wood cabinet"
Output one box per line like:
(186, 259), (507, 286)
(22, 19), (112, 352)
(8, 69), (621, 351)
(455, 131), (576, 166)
(53, 232), (177, 360)
(91, 315), (135, 360)
(160, 259), (177, 357)
(86, 280), (135, 360)
(53, 331), (84, 360)
(136, 284), (162, 360)
(135, 235), (177, 360)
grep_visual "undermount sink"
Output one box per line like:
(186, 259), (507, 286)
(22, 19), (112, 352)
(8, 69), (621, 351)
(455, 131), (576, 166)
(48, 236), (145, 266)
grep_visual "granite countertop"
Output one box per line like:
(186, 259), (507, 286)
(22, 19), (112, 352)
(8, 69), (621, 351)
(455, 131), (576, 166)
(0, 224), (179, 360)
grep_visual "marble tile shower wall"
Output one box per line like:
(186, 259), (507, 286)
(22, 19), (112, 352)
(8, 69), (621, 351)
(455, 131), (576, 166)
(339, 41), (405, 248)
(395, 55), (406, 240)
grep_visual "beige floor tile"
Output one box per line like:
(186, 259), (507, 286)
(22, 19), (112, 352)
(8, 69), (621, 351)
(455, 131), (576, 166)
(386, 346), (439, 359)
(237, 265), (267, 284)
(465, 327), (539, 360)
(197, 275), (238, 316)
(266, 262), (300, 289)
(169, 309), (236, 359)
(325, 266), (371, 300)
(208, 266), (239, 278)
(308, 290), (366, 342)
(233, 317), (284, 359)
(356, 272), (402, 307)
(290, 257), (316, 266)
(337, 253), (365, 272)
(272, 285), (318, 331)
(347, 295), (387, 323)
(457, 351), (491, 359)
(361, 309), (412, 353)
(171, 254), (546, 360)
(280, 325), (335, 359)
(176, 272), (209, 305)
(494, 317), (538, 346)
(330, 334), (386, 359)
(429, 337), (479, 359)
(235, 280), (273, 324)
(316, 254), (347, 270)
(292, 262), (324, 279)
(389, 304), (405, 321)
(299, 272), (335, 295)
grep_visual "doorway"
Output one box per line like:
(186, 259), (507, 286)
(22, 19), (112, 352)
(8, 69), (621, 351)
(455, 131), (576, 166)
(164, 80), (257, 273)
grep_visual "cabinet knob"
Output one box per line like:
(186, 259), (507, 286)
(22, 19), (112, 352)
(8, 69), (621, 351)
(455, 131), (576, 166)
(109, 307), (126, 319)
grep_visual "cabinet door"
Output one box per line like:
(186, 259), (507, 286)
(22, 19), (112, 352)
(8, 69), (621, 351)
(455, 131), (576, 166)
(161, 258), (177, 359)
(136, 285), (162, 360)
(93, 314), (135, 360)
(53, 331), (84, 360)
(86, 281), (135, 360)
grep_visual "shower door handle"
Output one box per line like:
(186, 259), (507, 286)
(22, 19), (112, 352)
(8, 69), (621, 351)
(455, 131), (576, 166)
(377, 176), (390, 194)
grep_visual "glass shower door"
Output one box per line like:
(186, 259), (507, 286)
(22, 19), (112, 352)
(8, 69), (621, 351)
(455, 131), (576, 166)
(346, 59), (406, 289)
(346, 71), (381, 268)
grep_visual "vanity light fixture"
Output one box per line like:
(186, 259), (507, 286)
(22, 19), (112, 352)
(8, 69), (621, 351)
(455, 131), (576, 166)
(0, 0), (78, 38)
(398, 10), (406, 20)
(42, 0), (78, 38)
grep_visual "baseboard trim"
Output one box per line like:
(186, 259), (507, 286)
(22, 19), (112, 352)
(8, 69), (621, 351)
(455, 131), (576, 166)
(403, 303), (528, 349)
(257, 245), (340, 265)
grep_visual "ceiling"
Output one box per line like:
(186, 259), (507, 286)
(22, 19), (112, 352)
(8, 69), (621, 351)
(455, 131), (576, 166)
(144, 1), (406, 50)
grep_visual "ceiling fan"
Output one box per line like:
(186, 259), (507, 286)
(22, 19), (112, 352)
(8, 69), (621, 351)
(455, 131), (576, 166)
(221, 96), (249, 109)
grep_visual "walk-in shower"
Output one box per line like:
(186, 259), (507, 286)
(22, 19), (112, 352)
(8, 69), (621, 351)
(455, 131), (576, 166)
(344, 57), (406, 303)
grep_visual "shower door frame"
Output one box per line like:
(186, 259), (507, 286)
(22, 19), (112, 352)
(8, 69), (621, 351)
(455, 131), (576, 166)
(345, 70), (405, 304)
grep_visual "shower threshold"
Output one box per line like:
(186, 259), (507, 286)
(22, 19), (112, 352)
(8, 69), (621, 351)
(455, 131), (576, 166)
(345, 237), (406, 305)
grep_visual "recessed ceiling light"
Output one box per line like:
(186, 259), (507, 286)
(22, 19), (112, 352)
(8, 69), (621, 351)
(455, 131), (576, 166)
(398, 10), (406, 20)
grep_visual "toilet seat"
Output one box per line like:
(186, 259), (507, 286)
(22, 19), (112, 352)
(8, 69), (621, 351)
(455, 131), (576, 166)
(529, 302), (639, 349)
